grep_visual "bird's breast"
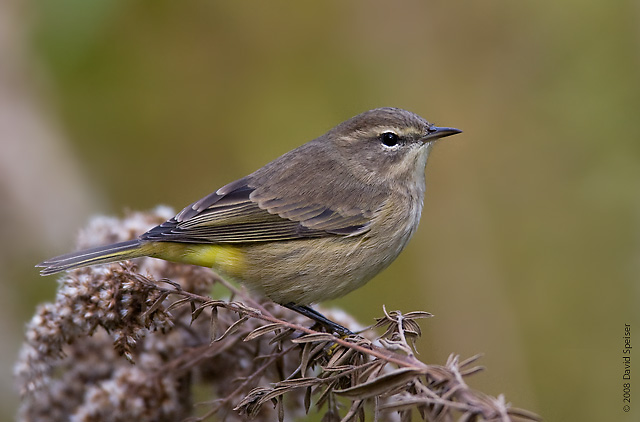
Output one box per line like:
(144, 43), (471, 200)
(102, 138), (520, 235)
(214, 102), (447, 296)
(368, 190), (424, 260)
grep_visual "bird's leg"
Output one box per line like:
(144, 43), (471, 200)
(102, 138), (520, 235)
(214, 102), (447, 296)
(283, 303), (353, 336)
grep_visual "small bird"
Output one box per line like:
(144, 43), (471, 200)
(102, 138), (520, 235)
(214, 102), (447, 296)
(38, 108), (461, 333)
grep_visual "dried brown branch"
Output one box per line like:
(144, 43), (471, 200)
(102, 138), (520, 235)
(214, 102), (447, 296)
(14, 209), (540, 422)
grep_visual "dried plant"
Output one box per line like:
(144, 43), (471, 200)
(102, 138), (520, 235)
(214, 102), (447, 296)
(15, 208), (540, 422)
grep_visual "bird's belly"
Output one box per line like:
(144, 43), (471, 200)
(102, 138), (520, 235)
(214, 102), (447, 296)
(239, 209), (419, 305)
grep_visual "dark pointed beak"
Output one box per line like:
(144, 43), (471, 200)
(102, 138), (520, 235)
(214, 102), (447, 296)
(421, 126), (462, 142)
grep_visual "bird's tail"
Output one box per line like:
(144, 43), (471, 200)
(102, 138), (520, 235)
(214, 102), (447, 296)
(37, 240), (145, 276)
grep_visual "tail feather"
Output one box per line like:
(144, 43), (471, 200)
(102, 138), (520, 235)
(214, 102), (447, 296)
(37, 240), (144, 276)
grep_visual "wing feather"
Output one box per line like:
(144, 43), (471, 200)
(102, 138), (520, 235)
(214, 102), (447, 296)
(141, 177), (376, 244)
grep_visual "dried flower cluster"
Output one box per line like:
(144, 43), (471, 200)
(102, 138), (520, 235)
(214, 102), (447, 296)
(15, 208), (540, 422)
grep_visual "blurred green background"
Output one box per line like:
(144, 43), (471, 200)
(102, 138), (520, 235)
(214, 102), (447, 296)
(2, 1), (639, 421)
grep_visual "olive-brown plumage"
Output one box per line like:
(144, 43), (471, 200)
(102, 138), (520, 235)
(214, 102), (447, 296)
(38, 108), (461, 331)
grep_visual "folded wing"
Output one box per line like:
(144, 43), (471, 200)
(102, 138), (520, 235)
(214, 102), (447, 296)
(141, 177), (374, 244)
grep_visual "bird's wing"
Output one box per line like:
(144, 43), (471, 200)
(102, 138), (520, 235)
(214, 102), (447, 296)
(140, 177), (374, 244)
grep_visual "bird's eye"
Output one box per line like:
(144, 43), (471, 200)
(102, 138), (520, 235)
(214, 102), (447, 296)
(380, 132), (399, 147)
